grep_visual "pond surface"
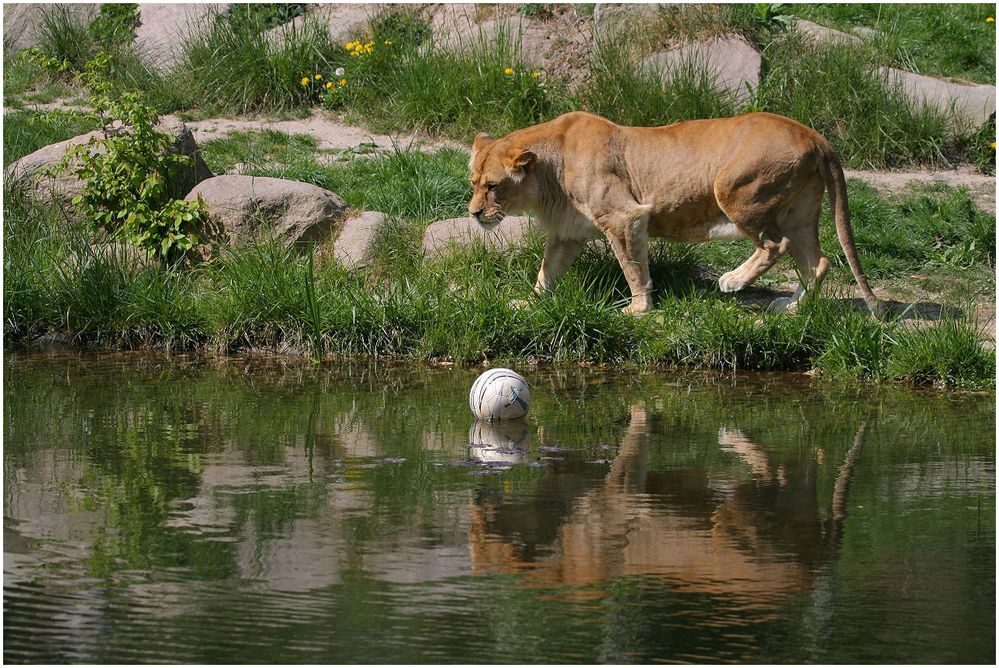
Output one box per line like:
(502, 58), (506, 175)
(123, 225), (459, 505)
(4, 349), (995, 664)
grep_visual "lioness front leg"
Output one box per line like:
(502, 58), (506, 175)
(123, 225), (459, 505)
(535, 237), (585, 293)
(595, 204), (655, 315)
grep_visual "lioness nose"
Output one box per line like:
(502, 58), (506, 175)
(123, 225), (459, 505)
(469, 206), (483, 220)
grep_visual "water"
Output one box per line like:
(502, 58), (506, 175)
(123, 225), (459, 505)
(4, 349), (995, 664)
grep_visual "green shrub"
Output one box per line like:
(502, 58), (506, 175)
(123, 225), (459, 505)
(89, 3), (141, 52)
(51, 53), (206, 262)
(224, 3), (305, 32)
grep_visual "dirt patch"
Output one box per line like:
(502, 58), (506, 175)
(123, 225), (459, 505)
(845, 167), (996, 214)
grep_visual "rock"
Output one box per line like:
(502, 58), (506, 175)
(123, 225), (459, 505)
(422, 216), (534, 259)
(6, 118), (212, 205)
(882, 67), (996, 128)
(332, 211), (388, 270)
(640, 35), (761, 103)
(3, 3), (99, 52)
(430, 5), (556, 68)
(185, 175), (348, 246)
(135, 3), (230, 69)
(793, 18), (862, 47)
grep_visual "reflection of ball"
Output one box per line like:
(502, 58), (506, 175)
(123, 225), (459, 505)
(469, 368), (531, 420)
(469, 419), (529, 464)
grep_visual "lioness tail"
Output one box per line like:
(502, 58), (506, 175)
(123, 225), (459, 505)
(816, 140), (882, 316)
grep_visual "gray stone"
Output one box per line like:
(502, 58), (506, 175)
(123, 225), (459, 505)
(793, 18), (861, 47)
(882, 67), (996, 128)
(640, 35), (761, 103)
(185, 175), (348, 246)
(333, 211), (388, 270)
(422, 216), (534, 259)
(6, 118), (212, 205)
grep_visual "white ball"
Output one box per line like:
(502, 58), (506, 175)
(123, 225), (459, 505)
(468, 368), (531, 420)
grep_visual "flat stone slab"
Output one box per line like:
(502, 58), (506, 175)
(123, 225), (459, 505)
(882, 67), (996, 128)
(422, 216), (534, 259)
(640, 35), (761, 103)
(186, 175), (348, 246)
(333, 211), (387, 270)
(793, 18), (861, 47)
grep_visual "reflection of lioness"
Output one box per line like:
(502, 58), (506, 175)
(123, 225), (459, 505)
(468, 111), (880, 315)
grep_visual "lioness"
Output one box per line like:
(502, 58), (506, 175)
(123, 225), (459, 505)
(467, 111), (880, 315)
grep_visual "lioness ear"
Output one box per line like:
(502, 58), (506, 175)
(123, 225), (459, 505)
(503, 148), (536, 182)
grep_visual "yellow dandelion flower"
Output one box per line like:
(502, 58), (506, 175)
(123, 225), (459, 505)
(987, 16), (995, 22)
(504, 67), (514, 75)
(992, 141), (997, 149)
(325, 81), (334, 89)
(314, 74), (322, 80)
(384, 39), (392, 45)
(300, 76), (310, 86)
(531, 71), (541, 78)
(339, 78), (347, 86)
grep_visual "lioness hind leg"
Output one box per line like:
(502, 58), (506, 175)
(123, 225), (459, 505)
(773, 182), (829, 312)
(776, 226), (830, 312)
(718, 245), (786, 293)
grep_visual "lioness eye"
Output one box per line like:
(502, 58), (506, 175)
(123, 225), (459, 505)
(486, 182), (498, 191)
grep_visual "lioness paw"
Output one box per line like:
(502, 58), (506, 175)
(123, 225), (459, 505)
(718, 271), (746, 293)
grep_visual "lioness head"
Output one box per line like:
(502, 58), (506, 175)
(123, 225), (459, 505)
(468, 132), (536, 227)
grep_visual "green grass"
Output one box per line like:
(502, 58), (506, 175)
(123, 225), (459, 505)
(790, 3), (997, 85)
(173, 8), (341, 115)
(3, 110), (100, 166)
(759, 34), (960, 169)
(580, 34), (739, 127)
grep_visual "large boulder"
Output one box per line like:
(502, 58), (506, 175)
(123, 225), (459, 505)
(422, 216), (534, 259)
(186, 175), (349, 246)
(6, 118), (212, 205)
(640, 35), (761, 104)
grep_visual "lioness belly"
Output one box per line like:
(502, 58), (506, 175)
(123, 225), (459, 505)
(650, 211), (747, 243)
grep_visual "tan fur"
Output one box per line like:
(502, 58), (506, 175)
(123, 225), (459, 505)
(468, 111), (880, 315)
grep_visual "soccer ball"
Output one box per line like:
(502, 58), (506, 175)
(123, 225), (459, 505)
(468, 368), (531, 420)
